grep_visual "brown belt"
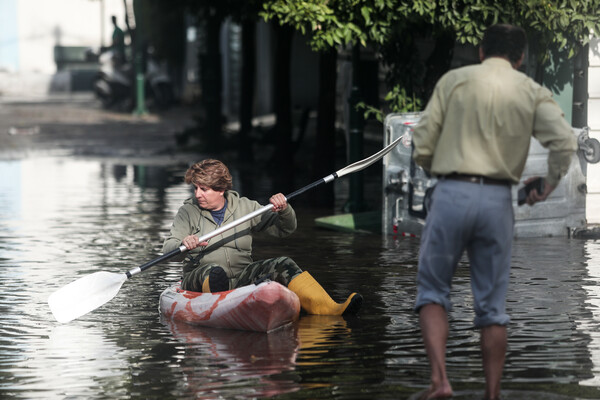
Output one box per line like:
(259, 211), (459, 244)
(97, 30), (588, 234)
(444, 173), (510, 186)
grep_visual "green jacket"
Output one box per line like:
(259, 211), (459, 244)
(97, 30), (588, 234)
(162, 190), (297, 278)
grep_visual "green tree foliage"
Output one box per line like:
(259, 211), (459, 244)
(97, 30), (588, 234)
(395, 1), (600, 112)
(263, 0), (600, 116)
(261, 0), (399, 50)
(400, 0), (600, 59)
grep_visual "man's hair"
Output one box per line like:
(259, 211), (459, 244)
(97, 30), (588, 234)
(481, 24), (527, 64)
(184, 159), (233, 191)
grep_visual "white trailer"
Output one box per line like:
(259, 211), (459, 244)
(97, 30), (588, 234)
(382, 112), (600, 238)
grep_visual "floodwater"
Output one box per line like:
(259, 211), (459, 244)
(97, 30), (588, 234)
(1, 157), (600, 400)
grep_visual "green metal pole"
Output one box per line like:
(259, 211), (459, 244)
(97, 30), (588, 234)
(134, 56), (147, 115)
(133, 0), (147, 116)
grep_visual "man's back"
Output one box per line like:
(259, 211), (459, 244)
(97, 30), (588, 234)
(413, 57), (574, 185)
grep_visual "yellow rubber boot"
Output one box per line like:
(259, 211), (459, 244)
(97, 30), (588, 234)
(287, 271), (362, 315)
(201, 277), (211, 293)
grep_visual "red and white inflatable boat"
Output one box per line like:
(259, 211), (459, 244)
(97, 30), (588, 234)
(159, 281), (301, 333)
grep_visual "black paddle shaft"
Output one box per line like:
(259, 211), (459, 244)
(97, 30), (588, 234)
(285, 173), (337, 201)
(128, 247), (184, 278)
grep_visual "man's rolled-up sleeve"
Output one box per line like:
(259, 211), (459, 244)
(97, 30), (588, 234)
(412, 83), (445, 173)
(533, 91), (577, 187)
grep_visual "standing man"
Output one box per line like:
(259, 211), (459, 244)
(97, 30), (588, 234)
(411, 24), (577, 400)
(111, 15), (125, 65)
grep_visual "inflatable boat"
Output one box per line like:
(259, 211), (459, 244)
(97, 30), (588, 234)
(159, 281), (301, 333)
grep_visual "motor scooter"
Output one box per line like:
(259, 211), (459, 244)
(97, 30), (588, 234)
(92, 48), (173, 111)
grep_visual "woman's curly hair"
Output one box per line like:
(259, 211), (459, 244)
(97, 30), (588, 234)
(184, 159), (233, 191)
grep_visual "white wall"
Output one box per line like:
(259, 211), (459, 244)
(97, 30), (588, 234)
(1, 0), (126, 74)
(587, 38), (600, 223)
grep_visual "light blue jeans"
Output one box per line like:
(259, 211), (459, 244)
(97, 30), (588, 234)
(414, 179), (514, 327)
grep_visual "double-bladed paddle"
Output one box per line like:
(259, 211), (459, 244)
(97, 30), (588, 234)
(48, 135), (403, 323)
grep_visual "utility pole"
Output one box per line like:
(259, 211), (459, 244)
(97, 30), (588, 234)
(344, 44), (365, 212)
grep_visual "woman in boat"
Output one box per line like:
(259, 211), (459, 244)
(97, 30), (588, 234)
(162, 159), (362, 316)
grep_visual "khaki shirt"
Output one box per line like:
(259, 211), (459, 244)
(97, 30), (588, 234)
(413, 57), (577, 187)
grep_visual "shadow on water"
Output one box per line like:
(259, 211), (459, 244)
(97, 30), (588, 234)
(1, 158), (600, 399)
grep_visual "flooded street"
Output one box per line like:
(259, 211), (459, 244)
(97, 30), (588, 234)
(2, 157), (600, 399)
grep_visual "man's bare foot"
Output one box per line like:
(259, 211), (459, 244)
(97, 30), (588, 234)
(417, 383), (453, 399)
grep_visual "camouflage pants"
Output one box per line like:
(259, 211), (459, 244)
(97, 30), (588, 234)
(181, 256), (302, 292)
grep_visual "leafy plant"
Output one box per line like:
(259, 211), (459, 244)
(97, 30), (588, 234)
(358, 85), (422, 121)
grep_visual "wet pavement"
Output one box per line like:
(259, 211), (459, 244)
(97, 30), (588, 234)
(0, 94), (198, 162)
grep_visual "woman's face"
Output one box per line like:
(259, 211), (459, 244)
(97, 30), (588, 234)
(194, 185), (225, 211)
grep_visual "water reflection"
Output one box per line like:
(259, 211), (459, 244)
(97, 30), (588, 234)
(160, 315), (363, 397)
(296, 315), (353, 367)
(580, 241), (600, 386)
(163, 318), (300, 398)
(1, 158), (600, 399)
(43, 325), (130, 397)
(508, 238), (594, 386)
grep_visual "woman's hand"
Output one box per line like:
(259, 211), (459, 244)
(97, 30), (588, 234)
(270, 193), (288, 212)
(182, 235), (208, 250)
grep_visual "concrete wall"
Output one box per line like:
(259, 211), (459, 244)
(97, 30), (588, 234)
(0, 0), (125, 74)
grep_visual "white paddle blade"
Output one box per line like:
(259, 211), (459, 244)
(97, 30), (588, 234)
(48, 271), (128, 323)
(336, 135), (403, 178)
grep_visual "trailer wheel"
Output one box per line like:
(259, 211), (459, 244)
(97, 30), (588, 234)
(582, 138), (600, 164)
